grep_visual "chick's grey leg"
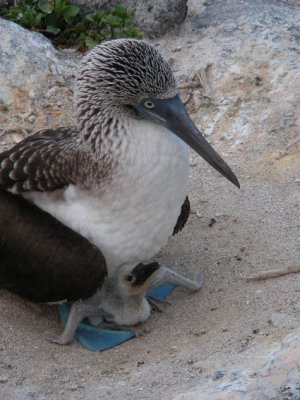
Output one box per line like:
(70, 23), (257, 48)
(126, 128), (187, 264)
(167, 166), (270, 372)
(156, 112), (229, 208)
(46, 301), (101, 345)
(151, 267), (204, 292)
(147, 267), (203, 312)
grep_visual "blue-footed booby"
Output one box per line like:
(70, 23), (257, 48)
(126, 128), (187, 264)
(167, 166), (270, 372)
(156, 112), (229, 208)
(0, 39), (239, 298)
(47, 262), (203, 345)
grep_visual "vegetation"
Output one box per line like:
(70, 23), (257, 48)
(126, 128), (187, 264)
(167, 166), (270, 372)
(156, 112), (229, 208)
(0, 0), (142, 49)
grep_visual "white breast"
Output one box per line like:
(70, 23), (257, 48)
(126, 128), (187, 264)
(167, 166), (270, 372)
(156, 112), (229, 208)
(24, 121), (189, 275)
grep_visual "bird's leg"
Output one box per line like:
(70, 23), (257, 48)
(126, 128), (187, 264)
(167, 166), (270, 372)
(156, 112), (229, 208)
(146, 267), (203, 313)
(150, 266), (204, 292)
(146, 296), (170, 313)
(46, 301), (100, 345)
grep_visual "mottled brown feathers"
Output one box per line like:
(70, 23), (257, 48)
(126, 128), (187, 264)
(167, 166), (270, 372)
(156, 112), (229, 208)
(76, 39), (177, 105)
(0, 128), (98, 193)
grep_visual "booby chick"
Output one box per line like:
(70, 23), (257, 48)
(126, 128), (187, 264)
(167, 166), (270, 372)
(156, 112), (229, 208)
(0, 39), (239, 283)
(47, 262), (203, 345)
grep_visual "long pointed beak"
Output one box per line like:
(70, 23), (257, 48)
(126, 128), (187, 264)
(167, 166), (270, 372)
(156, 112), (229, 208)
(135, 95), (240, 188)
(132, 262), (160, 286)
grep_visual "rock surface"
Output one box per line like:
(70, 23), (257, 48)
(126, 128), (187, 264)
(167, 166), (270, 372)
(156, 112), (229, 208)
(175, 327), (300, 399)
(0, 0), (300, 399)
(0, 18), (76, 105)
(0, 17), (77, 148)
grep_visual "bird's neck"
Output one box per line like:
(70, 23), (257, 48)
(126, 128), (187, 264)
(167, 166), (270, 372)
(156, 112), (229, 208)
(77, 106), (117, 149)
(75, 92), (133, 154)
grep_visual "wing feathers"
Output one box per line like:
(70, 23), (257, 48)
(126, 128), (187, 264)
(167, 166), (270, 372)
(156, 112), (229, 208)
(0, 128), (79, 193)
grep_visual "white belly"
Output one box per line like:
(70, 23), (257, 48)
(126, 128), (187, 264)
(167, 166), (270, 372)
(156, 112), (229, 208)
(24, 122), (189, 275)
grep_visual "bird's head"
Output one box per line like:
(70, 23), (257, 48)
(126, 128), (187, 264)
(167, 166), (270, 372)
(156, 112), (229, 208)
(117, 262), (160, 298)
(75, 39), (239, 187)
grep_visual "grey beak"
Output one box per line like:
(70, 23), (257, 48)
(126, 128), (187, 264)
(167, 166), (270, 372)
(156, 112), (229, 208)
(135, 95), (240, 188)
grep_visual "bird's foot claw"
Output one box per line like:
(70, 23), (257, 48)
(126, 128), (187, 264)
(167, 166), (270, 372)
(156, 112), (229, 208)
(130, 323), (150, 337)
(192, 272), (204, 291)
(46, 332), (71, 345)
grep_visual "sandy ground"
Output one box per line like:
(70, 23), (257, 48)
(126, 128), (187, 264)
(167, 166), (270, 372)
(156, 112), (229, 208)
(0, 1), (300, 399)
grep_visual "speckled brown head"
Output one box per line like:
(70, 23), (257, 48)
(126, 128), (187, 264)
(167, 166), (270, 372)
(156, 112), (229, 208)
(0, 40), (239, 191)
(75, 39), (239, 187)
(75, 39), (177, 131)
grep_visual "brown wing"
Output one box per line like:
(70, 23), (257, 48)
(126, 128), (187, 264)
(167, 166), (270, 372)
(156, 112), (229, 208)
(0, 190), (107, 302)
(173, 196), (190, 235)
(0, 127), (81, 193)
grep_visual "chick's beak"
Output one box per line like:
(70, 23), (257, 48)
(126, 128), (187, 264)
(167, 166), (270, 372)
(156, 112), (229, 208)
(132, 262), (160, 286)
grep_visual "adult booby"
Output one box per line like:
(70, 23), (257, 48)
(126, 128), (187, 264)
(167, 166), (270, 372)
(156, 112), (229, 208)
(47, 262), (203, 345)
(0, 40), (239, 289)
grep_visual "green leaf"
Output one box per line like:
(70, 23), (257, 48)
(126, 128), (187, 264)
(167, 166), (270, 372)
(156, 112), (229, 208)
(62, 5), (79, 20)
(20, 9), (36, 27)
(114, 5), (129, 18)
(85, 36), (99, 48)
(33, 12), (45, 27)
(102, 14), (120, 28)
(46, 24), (60, 33)
(88, 30), (98, 39)
(45, 12), (61, 28)
(85, 10), (105, 25)
(124, 27), (142, 39)
(54, 0), (65, 12)
(38, 0), (54, 14)
(76, 21), (86, 32)
(85, 13), (96, 23)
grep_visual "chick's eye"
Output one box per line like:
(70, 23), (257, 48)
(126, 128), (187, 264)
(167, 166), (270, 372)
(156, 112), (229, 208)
(144, 101), (155, 109)
(125, 275), (134, 282)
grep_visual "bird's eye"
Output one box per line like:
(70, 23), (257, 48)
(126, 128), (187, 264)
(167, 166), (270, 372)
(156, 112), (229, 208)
(125, 274), (134, 282)
(144, 101), (155, 109)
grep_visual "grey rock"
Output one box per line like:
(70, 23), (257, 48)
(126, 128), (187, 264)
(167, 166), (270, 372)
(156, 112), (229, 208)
(0, 374), (8, 383)
(175, 327), (300, 399)
(192, 0), (298, 31)
(0, 18), (76, 106)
